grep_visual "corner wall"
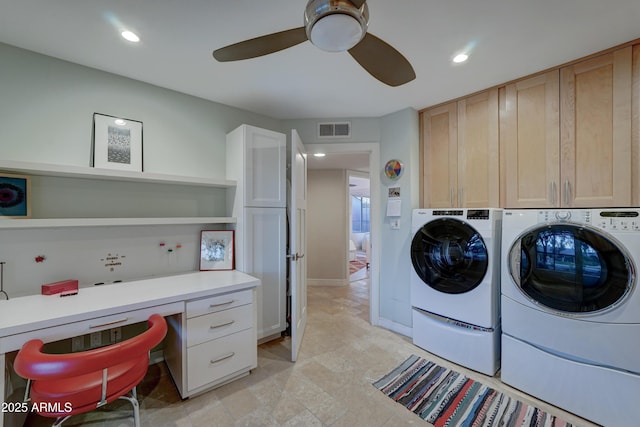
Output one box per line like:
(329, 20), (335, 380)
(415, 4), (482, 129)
(377, 108), (420, 335)
(307, 169), (348, 285)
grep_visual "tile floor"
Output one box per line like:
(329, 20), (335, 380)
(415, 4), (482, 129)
(23, 271), (600, 426)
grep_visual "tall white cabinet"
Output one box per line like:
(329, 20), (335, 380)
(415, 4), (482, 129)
(226, 124), (287, 341)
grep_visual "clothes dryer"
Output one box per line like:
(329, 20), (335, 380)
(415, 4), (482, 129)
(411, 208), (502, 375)
(501, 209), (640, 427)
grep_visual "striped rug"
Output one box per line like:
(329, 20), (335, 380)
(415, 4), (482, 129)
(373, 355), (574, 427)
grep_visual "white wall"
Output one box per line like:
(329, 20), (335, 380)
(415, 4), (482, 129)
(0, 43), (282, 297)
(0, 42), (281, 176)
(307, 169), (348, 285)
(378, 108), (420, 333)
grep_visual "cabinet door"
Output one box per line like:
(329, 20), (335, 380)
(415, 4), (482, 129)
(421, 102), (457, 207)
(244, 126), (286, 208)
(560, 47), (632, 207)
(457, 89), (499, 207)
(243, 207), (286, 340)
(501, 71), (560, 208)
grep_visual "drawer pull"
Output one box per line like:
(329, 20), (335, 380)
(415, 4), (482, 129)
(210, 320), (235, 329)
(209, 300), (235, 308)
(210, 352), (235, 364)
(89, 318), (129, 329)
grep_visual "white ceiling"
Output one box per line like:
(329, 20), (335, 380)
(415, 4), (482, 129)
(1, 1), (639, 120)
(307, 152), (370, 171)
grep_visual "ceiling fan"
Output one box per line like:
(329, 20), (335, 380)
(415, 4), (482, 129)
(212, 0), (416, 87)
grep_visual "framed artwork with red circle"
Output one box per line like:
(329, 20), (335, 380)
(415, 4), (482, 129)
(0, 173), (31, 218)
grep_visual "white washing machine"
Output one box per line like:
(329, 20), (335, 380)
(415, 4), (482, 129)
(411, 208), (502, 375)
(501, 209), (640, 427)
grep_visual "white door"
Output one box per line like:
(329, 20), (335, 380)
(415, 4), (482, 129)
(290, 129), (307, 362)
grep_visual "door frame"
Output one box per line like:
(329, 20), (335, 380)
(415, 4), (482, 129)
(305, 142), (381, 325)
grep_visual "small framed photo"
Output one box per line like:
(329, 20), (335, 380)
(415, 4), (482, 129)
(200, 230), (235, 271)
(0, 173), (31, 218)
(92, 113), (143, 172)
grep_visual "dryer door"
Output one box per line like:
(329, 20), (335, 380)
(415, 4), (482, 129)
(411, 218), (488, 294)
(509, 223), (634, 314)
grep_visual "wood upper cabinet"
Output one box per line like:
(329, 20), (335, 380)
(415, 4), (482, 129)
(457, 89), (500, 207)
(500, 70), (560, 208)
(421, 89), (499, 208)
(421, 102), (457, 207)
(502, 46), (635, 208)
(560, 46), (633, 207)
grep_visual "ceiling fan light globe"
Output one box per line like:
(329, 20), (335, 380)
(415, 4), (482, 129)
(310, 14), (364, 52)
(305, 0), (368, 52)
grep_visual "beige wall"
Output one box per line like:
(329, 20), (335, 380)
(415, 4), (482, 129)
(307, 169), (348, 285)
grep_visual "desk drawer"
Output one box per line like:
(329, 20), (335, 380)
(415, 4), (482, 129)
(0, 302), (183, 354)
(187, 328), (255, 392)
(186, 289), (252, 318)
(187, 304), (253, 348)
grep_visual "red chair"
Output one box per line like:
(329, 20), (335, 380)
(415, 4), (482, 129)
(14, 314), (168, 427)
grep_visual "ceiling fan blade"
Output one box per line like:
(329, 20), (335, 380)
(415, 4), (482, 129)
(349, 0), (367, 8)
(213, 27), (308, 62)
(348, 33), (416, 87)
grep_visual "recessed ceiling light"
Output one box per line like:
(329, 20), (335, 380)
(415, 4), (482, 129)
(453, 53), (469, 63)
(313, 153), (326, 157)
(121, 30), (140, 43)
(114, 119), (127, 126)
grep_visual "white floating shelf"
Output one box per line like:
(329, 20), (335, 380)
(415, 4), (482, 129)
(0, 160), (236, 188)
(0, 217), (236, 229)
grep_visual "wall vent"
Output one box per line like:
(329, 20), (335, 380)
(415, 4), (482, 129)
(318, 121), (351, 139)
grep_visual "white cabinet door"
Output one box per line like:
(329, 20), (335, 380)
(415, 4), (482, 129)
(244, 125), (286, 208)
(243, 207), (287, 340)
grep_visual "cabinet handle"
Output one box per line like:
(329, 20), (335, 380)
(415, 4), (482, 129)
(209, 320), (235, 329)
(210, 352), (235, 364)
(564, 180), (570, 206)
(210, 300), (235, 308)
(550, 182), (557, 205)
(89, 318), (129, 329)
(450, 188), (454, 207)
(458, 188), (463, 207)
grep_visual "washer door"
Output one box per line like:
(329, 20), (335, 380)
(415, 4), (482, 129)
(411, 218), (488, 294)
(509, 223), (634, 314)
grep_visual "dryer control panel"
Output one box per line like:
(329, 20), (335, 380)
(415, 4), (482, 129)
(537, 209), (640, 232)
(597, 210), (640, 231)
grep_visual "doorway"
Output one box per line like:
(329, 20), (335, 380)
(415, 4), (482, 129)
(305, 143), (380, 325)
(348, 171), (370, 282)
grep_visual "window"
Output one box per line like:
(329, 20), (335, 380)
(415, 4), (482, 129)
(352, 195), (370, 232)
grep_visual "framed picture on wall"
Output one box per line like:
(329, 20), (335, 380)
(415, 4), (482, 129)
(200, 230), (235, 271)
(92, 113), (143, 172)
(0, 173), (31, 218)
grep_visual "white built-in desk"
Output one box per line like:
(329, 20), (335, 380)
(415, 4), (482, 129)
(0, 271), (260, 427)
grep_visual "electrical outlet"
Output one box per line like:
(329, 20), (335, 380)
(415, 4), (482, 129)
(110, 327), (122, 343)
(71, 336), (84, 352)
(90, 332), (102, 348)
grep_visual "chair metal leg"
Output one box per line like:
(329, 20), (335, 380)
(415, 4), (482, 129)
(117, 386), (141, 427)
(51, 416), (70, 427)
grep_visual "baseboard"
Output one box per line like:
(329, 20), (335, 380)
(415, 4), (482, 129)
(378, 317), (412, 338)
(307, 278), (348, 286)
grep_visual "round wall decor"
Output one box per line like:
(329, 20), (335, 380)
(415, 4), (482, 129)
(384, 159), (404, 180)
